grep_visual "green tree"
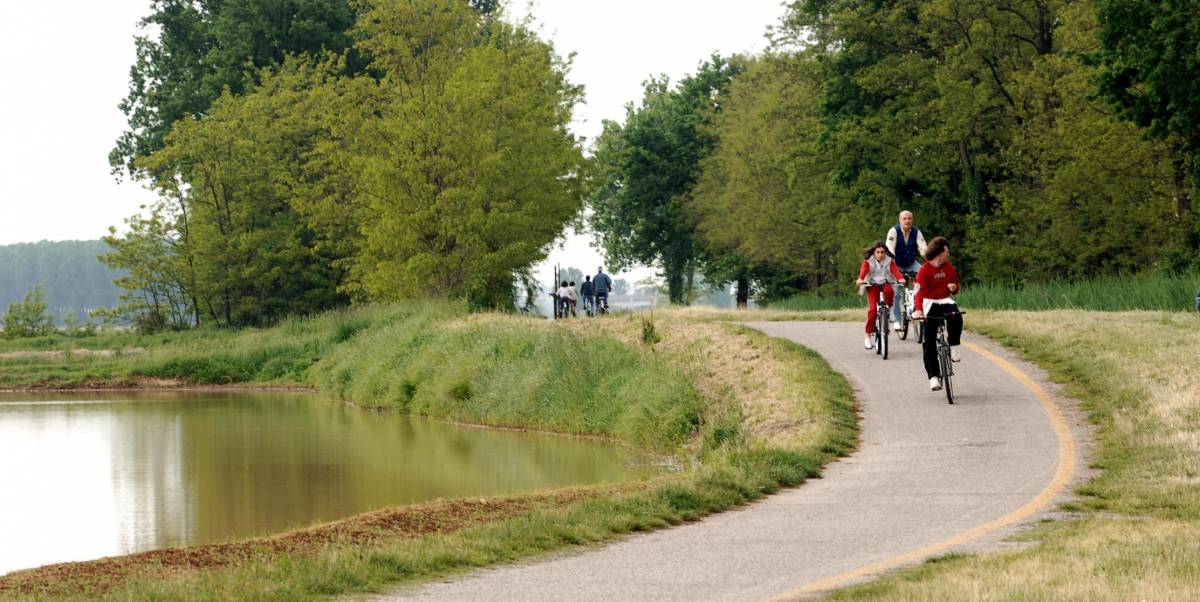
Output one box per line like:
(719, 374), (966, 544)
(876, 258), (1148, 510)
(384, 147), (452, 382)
(97, 202), (198, 331)
(339, 0), (585, 309)
(972, 2), (1181, 281)
(1094, 0), (1200, 262)
(689, 53), (855, 303)
(112, 0), (358, 177)
(2, 286), (56, 339)
(137, 59), (354, 327)
(590, 56), (743, 304)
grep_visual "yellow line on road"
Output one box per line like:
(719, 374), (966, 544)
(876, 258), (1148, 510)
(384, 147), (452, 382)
(768, 341), (1077, 601)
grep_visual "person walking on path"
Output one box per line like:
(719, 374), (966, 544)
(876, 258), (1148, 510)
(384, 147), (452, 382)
(593, 267), (613, 312)
(856, 241), (906, 350)
(911, 237), (963, 391)
(567, 281), (579, 317)
(885, 210), (928, 330)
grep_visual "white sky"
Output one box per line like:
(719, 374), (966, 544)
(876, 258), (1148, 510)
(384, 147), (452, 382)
(0, 0), (788, 286)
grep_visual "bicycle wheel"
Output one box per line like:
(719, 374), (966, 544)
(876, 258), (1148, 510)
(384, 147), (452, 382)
(916, 320), (924, 345)
(881, 307), (889, 360)
(898, 313), (909, 340)
(941, 346), (955, 405)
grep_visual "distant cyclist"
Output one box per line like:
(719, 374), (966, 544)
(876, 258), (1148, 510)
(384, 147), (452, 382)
(885, 210), (928, 331)
(581, 275), (596, 315)
(855, 241), (906, 350)
(593, 266), (613, 312)
(911, 237), (963, 391)
(555, 280), (572, 318)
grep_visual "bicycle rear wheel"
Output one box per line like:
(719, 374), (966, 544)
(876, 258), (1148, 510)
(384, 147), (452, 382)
(899, 314), (909, 340)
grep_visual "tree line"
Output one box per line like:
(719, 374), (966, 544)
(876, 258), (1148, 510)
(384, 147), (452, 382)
(104, 0), (1199, 327)
(0, 240), (122, 324)
(104, 0), (582, 329)
(590, 0), (1200, 305)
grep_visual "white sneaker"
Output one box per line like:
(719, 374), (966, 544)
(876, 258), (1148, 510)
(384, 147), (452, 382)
(864, 335), (874, 349)
(930, 377), (942, 391)
(951, 347), (962, 362)
(893, 321), (904, 332)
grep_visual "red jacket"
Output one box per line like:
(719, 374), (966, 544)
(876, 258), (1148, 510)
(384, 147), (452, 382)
(913, 261), (960, 310)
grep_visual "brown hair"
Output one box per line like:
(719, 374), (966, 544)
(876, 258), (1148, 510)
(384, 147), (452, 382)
(925, 236), (950, 261)
(862, 241), (889, 260)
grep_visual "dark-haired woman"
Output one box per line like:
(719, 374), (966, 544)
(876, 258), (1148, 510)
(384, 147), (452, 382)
(911, 237), (962, 391)
(855, 241), (905, 350)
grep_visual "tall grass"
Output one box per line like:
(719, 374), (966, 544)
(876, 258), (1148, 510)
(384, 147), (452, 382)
(773, 272), (1200, 312)
(311, 314), (705, 451)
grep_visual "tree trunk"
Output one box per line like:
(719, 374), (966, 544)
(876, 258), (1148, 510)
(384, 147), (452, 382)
(665, 257), (686, 305)
(1175, 146), (1194, 217)
(736, 274), (749, 309)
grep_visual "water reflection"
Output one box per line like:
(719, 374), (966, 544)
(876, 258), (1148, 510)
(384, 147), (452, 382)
(0, 392), (657, 575)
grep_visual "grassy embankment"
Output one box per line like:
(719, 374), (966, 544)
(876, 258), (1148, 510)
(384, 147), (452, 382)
(0, 302), (855, 600)
(773, 271), (1199, 312)
(817, 309), (1200, 600)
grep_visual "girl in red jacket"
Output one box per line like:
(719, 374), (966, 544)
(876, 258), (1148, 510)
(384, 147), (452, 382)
(911, 236), (963, 391)
(855, 241), (905, 350)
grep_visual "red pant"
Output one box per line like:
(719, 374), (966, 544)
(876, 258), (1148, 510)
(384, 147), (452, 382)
(864, 285), (895, 334)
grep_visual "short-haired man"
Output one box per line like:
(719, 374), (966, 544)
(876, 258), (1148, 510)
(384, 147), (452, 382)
(593, 266), (613, 312)
(885, 210), (928, 329)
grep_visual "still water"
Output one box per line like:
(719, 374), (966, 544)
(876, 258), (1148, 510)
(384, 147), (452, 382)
(0, 391), (658, 575)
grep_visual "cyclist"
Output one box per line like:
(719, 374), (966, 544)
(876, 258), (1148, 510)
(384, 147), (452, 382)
(555, 280), (572, 318)
(885, 210), (928, 331)
(593, 266), (613, 313)
(567, 281), (579, 317)
(581, 275), (596, 316)
(911, 237), (962, 391)
(855, 241), (906, 350)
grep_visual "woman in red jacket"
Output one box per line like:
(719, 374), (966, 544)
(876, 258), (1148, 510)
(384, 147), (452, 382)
(855, 241), (905, 350)
(911, 236), (962, 391)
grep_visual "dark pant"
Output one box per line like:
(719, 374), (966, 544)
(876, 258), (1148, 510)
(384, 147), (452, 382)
(923, 303), (962, 378)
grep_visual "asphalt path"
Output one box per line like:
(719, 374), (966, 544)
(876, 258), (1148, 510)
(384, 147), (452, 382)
(379, 321), (1079, 601)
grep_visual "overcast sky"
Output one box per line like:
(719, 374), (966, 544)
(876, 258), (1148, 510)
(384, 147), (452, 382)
(0, 0), (787, 285)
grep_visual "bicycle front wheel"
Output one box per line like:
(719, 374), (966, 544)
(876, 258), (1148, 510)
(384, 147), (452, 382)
(881, 310), (889, 360)
(942, 351), (955, 404)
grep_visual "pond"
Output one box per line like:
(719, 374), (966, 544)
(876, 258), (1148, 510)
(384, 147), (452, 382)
(0, 391), (659, 576)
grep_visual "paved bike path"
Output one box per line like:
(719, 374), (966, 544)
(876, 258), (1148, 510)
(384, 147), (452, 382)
(380, 321), (1078, 601)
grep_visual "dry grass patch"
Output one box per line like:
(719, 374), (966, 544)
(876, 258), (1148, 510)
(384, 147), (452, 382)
(832, 309), (1200, 599)
(557, 311), (833, 449)
(833, 517), (1200, 601)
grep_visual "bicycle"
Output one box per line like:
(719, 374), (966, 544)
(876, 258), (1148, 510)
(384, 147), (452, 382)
(926, 310), (965, 404)
(595, 294), (609, 315)
(897, 271), (919, 342)
(864, 283), (890, 360)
